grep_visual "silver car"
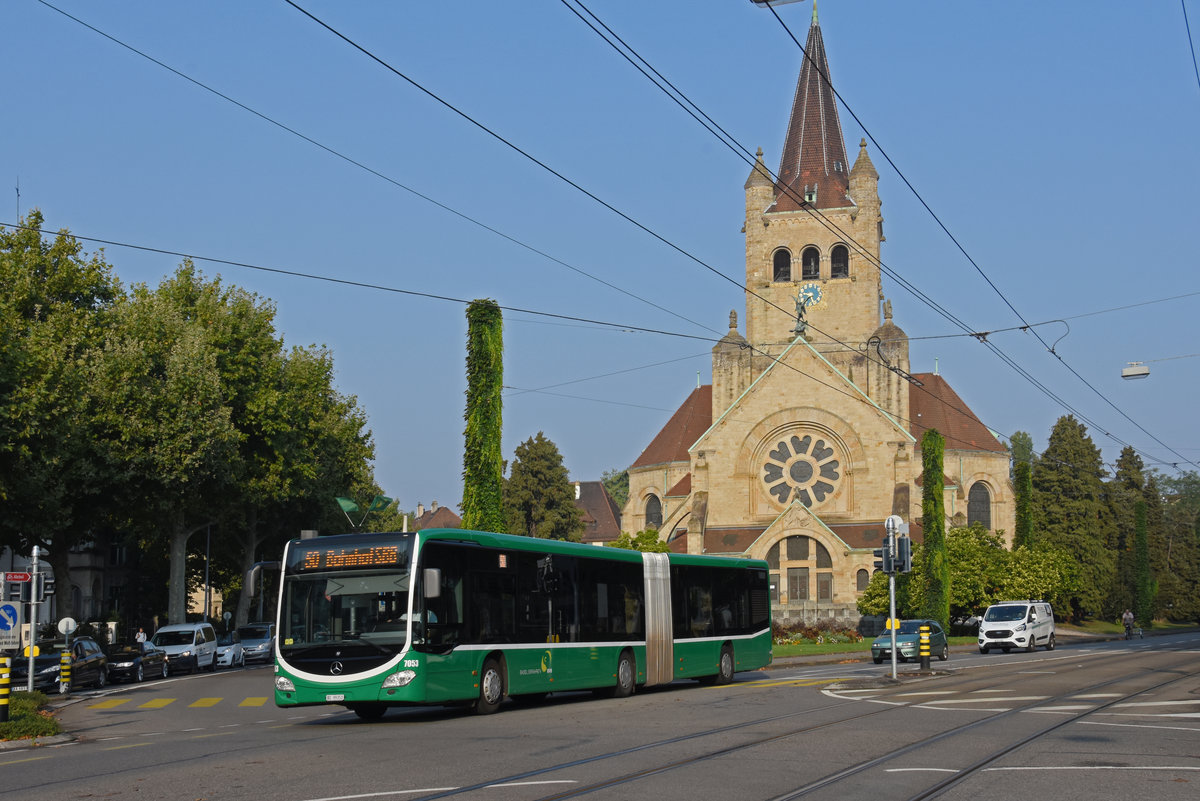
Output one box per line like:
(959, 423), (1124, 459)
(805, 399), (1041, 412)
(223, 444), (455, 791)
(237, 622), (275, 664)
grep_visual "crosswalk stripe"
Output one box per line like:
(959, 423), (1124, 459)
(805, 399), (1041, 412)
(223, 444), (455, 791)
(138, 698), (175, 709)
(89, 699), (131, 709)
(239, 697), (268, 707)
(189, 697), (221, 708)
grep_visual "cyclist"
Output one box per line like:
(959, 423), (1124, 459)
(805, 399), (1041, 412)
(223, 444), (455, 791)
(1121, 608), (1135, 640)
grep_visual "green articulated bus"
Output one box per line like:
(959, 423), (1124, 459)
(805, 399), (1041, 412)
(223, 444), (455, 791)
(273, 528), (772, 719)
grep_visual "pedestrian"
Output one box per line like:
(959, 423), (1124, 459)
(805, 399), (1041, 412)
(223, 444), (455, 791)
(135, 626), (147, 643)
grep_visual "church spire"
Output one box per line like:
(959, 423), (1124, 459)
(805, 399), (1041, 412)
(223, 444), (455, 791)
(771, 9), (850, 212)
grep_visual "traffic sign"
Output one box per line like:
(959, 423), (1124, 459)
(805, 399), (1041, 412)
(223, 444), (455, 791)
(4, 572), (31, 583)
(0, 601), (22, 649)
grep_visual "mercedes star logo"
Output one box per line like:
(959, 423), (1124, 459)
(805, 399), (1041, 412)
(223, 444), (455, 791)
(330, 661), (343, 675)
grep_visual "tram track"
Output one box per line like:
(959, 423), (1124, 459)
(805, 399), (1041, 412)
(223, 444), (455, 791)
(403, 647), (1197, 801)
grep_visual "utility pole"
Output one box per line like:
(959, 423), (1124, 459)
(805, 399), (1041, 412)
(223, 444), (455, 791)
(26, 546), (40, 693)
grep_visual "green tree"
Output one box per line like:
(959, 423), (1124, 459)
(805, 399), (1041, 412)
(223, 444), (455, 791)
(92, 265), (241, 623)
(1009, 430), (1035, 473)
(944, 524), (1007, 617)
(607, 529), (668, 552)
(1103, 446), (1144, 618)
(998, 546), (1079, 612)
(919, 429), (949, 630)
(461, 299), (505, 532)
(601, 468), (630, 510)
(1154, 470), (1200, 621)
(503, 432), (584, 541)
(1034, 415), (1114, 621)
(1013, 460), (1034, 550)
(0, 212), (122, 603)
(1132, 499), (1154, 626)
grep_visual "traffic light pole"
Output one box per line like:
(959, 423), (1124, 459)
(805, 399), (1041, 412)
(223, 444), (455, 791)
(26, 546), (40, 693)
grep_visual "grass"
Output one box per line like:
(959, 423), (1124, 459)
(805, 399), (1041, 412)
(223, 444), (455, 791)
(772, 636), (977, 659)
(0, 691), (61, 741)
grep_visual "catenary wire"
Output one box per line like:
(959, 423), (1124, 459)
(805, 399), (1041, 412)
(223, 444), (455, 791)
(761, 4), (1199, 469)
(0, 220), (1138, 475)
(26, 5), (1187, 471)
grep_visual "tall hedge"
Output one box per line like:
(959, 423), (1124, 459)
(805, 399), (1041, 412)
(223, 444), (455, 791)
(1013, 459), (1034, 550)
(920, 428), (949, 629)
(461, 299), (505, 532)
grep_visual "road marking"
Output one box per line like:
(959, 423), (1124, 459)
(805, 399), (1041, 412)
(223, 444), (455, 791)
(1111, 700), (1200, 708)
(896, 691), (955, 697)
(886, 768), (959, 774)
(89, 699), (131, 709)
(984, 766), (1200, 773)
(0, 755), (52, 766)
(189, 697), (222, 708)
(1081, 720), (1200, 733)
(1071, 693), (1122, 698)
(139, 698), (175, 709)
(303, 788), (458, 801)
(239, 697), (269, 707)
(191, 732), (234, 739)
(102, 742), (152, 751)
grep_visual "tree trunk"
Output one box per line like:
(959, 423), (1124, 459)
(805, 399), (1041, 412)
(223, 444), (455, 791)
(233, 508), (265, 628)
(167, 515), (207, 624)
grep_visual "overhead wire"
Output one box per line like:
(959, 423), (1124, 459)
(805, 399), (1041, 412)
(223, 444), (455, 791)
(760, 4), (1198, 469)
(28, 4), (1189, 473)
(558, 0), (1167, 465)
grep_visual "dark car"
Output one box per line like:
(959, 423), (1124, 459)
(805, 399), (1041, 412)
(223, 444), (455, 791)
(10, 636), (109, 692)
(106, 641), (169, 683)
(871, 619), (949, 664)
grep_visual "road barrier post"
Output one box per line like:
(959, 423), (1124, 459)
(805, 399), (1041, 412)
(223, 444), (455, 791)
(919, 625), (931, 671)
(59, 650), (71, 695)
(0, 656), (9, 722)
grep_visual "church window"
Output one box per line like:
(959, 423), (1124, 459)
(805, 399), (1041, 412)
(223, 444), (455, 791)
(831, 245), (849, 278)
(833, 161), (843, 173)
(771, 535), (837, 607)
(761, 431), (842, 509)
(788, 567), (810, 601)
(801, 247), (819, 280)
(772, 248), (792, 282)
(967, 482), (991, 530)
(645, 495), (662, 530)
(856, 569), (870, 592)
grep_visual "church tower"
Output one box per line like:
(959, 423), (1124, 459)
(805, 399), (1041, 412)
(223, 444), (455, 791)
(742, 7), (885, 384)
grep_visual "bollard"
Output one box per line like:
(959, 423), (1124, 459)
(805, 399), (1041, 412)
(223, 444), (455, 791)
(919, 625), (931, 671)
(59, 649), (72, 695)
(0, 656), (9, 723)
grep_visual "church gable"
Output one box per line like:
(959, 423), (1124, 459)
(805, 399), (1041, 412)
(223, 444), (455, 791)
(696, 335), (914, 527)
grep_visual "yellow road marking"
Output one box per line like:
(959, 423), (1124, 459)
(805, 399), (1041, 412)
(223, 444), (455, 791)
(190, 731), (234, 739)
(733, 678), (840, 688)
(89, 699), (131, 709)
(239, 697), (268, 707)
(138, 698), (175, 709)
(102, 742), (152, 751)
(0, 755), (51, 766)
(189, 697), (222, 708)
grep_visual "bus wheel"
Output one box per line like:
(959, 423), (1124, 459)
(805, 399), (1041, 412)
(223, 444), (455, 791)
(475, 658), (505, 714)
(352, 705), (386, 721)
(715, 645), (735, 685)
(612, 651), (636, 698)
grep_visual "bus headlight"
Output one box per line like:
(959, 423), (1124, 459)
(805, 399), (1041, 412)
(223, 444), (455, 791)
(382, 670), (416, 688)
(275, 676), (296, 692)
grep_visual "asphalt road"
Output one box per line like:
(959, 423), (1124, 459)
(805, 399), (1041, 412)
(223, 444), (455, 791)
(1, 633), (1197, 801)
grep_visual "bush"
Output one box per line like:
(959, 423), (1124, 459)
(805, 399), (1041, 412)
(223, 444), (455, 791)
(772, 619), (863, 645)
(0, 691), (61, 741)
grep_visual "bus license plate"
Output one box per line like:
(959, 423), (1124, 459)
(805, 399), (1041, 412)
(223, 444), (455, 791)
(325, 694), (345, 702)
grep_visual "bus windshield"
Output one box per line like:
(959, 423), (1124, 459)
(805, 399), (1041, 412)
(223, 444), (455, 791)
(280, 570), (412, 654)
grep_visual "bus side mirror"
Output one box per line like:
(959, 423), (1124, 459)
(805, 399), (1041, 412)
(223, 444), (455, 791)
(423, 568), (441, 599)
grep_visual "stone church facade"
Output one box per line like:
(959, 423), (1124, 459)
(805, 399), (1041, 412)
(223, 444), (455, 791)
(622, 12), (1013, 626)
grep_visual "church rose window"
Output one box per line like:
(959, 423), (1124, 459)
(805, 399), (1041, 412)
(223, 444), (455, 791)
(773, 248), (792, 282)
(761, 432), (841, 508)
(801, 247), (819, 280)
(831, 244), (849, 278)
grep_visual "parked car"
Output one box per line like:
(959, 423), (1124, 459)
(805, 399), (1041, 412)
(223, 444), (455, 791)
(106, 641), (169, 683)
(238, 622), (275, 664)
(871, 619), (949, 664)
(151, 622), (218, 673)
(978, 600), (1055, 653)
(10, 636), (109, 692)
(216, 630), (245, 669)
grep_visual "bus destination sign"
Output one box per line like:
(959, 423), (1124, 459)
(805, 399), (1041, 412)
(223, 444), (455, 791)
(298, 544), (405, 571)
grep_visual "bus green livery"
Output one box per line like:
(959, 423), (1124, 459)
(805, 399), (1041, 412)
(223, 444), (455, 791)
(273, 528), (771, 719)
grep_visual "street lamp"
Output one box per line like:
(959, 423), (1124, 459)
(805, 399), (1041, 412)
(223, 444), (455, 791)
(1121, 362), (1150, 380)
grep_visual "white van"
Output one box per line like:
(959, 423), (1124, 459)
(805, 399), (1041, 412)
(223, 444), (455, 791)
(151, 622), (218, 673)
(978, 600), (1055, 653)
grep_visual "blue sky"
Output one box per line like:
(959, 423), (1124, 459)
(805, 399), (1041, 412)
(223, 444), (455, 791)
(4, 1), (1198, 517)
